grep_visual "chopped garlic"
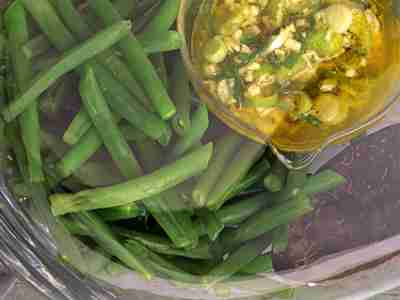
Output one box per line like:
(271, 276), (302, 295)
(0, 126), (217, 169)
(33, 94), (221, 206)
(249, 5), (260, 17)
(320, 78), (338, 92)
(267, 24), (295, 53)
(246, 84), (262, 97)
(217, 79), (235, 103)
(360, 57), (367, 67)
(345, 68), (358, 77)
(247, 62), (261, 71)
(246, 25), (262, 36)
(256, 107), (276, 116)
(240, 44), (252, 53)
(262, 16), (272, 28)
(233, 29), (243, 41)
(223, 36), (241, 52)
(274, 48), (287, 61)
(285, 39), (302, 52)
(244, 70), (255, 82)
(257, 74), (275, 86)
(318, 4), (354, 34)
(203, 80), (217, 94)
(203, 64), (219, 77)
(296, 18), (308, 28)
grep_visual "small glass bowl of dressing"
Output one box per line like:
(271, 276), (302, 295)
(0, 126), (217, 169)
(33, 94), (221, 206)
(177, 0), (400, 169)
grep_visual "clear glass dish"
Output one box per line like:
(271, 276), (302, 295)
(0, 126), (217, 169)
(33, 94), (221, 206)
(2, 1), (400, 300)
(177, 0), (400, 168)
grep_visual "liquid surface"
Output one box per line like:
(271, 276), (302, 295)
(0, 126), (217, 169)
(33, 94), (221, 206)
(192, 0), (397, 150)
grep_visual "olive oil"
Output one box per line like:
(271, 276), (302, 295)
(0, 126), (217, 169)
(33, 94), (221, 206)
(191, 0), (399, 151)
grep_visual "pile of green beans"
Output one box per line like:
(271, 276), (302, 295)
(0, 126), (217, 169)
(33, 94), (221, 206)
(0, 0), (347, 285)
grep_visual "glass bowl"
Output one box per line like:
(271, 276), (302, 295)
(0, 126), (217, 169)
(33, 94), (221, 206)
(177, 0), (400, 168)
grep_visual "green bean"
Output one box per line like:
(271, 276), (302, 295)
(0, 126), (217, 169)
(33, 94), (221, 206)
(64, 203), (146, 230)
(144, 190), (199, 248)
(26, 0), (136, 50)
(196, 169), (344, 234)
(192, 133), (243, 208)
(21, 0), (76, 50)
(263, 160), (288, 193)
(50, 0), (92, 40)
(82, 0), (136, 26)
(63, 109), (92, 145)
(272, 225), (289, 253)
(124, 240), (200, 283)
(51, 0), (151, 109)
(240, 254), (273, 274)
(61, 215), (88, 236)
(5, 2), (44, 183)
(303, 170), (346, 196)
(141, 31), (183, 54)
(3, 45), (24, 173)
(64, 63), (170, 147)
(222, 158), (271, 202)
(266, 170), (308, 206)
(206, 140), (265, 210)
(220, 192), (312, 249)
(22, 34), (52, 60)
(5, 122), (28, 180)
(194, 192), (269, 236)
(88, 0), (176, 120)
(135, 136), (199, 249)
(169, 54), (192, 136)
(198, 210), (224, 241)
(50, 143), (213, 216)
(2, 20), (132, 122)
(4, 49), (29, 179)
(79, 65), (142, 179)
(23, 0), (154, 150)
(118, 229), (213, 260)
(71, 211), (154, 279)
(171, 104), (209, 157)
(92, 63), (172, 145)
(27, 30), (183, 59)
(175, 181), (196, 216)
(202, 234), (271, 285)
(63, 65), (170, 147)
(56, 125), (115, 179)
(119, 124), (149, 143)
(96, 204), (146, 222)
(98, 53), (151, 109)
(171, 257), (217, 276)
(217, 192), (268, 226)
(138, 0), (180, 40)
(56, 122), (146, 183)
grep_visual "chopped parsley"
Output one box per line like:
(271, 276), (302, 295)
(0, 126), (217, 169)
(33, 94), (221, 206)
(215, 56), (244, 105)
(240, 35), (260, 47)
(299, 114), (322, 127)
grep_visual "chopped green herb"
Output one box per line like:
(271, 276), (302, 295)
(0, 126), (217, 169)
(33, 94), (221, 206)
(233, 69), (244, 105)
(240, 35), (260, 47)
(300, 114), (322, 127)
